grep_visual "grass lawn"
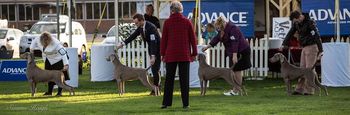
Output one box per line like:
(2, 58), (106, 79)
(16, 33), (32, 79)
(1, 66), (350, 115)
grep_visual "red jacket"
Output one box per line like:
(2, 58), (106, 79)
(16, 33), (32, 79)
(160, 13), (198, 62)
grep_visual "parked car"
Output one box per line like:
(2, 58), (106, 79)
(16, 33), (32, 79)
(0, 28), (23, 51)
(20, 14), (87, 54)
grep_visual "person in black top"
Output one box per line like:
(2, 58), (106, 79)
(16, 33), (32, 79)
(144, 4), (160, 29)
(117, 14), (161, 96)
(281, 11), (323, 95)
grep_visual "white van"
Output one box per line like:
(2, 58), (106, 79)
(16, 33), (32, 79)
(20, 15), (87, 54)
(0, 28), (23, 51)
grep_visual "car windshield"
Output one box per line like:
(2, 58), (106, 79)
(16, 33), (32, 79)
(0, 30), (7, 39)
(107, 26), (116, 37)
(29, 23), (66, 34)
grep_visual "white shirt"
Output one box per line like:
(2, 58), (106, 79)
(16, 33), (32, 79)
(30, 37), (69, 66)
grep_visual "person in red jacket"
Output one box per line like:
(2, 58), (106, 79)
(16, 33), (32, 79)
(160, 1), (197, 109)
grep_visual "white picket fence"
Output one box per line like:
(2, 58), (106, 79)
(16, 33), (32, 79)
(329, 37), (350, 43)
(117, 38), (269, 77)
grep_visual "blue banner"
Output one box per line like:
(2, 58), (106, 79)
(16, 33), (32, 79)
(302, 0), (350, 36)
(0, 60), (27, 81)
(182, 0), (255, 37)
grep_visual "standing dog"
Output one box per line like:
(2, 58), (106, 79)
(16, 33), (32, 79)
(197, 54), (246, 96)
(106, 54), (160, 96)
(21, 52), (74, 97)
(269, 53), (328, 96)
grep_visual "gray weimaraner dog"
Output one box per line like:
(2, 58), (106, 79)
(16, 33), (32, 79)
(21, 52), (75, 97)
(269, 53), (328, 96)
(198, 54), (246, 96)
(106, 53), (160, 96)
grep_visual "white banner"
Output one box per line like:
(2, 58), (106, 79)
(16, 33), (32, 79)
(272, 17), (292, 39)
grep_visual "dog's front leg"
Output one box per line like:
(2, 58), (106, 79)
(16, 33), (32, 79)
(30, 81), (35, 97)
(203, 80), (208, 96)
(115, 79), (122, 96)
(122, 81), (125, 94)
(200, 79), (204, 96)
(284, 78), (291, 96)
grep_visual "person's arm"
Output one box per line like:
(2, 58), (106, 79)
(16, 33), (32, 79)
(188, 21), (198, 57)
(282, 23), (297, 47)
(230, 27), (244, 53)
(309, 21), (323, 53)
(160, 21), (168, 57)
(148, 26), (159, 56)
(208, 33), (221, 47)
(123, 27), (141, 45)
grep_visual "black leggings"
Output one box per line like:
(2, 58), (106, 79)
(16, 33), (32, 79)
(44, 59), (69, 94)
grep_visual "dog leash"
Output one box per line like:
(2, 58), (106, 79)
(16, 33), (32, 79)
(145, 65), (152, 71)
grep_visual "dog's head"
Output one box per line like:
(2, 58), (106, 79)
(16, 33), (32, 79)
(197, 53), (206, 62)
(269, 53), (286, 63)
(106, 53), (119, 62)
(20, 52), (34, 64)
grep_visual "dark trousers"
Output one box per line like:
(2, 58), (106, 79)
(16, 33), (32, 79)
(151, 54), (161, 86)
(45, 59), (69, 95)
(162, 61), (190, 107)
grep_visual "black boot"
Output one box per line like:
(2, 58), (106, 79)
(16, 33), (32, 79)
(43, 82), (54, 96)
(56, 87), (62, 96)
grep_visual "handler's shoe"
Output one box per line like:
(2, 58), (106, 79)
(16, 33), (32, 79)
(223, 90), (239, 96)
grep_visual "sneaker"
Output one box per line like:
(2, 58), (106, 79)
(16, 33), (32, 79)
(223, 90), (239, 96)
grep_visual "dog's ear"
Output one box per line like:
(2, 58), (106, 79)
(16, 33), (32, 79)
(27, 52), (33, 64)
(278, 53), (285, 63)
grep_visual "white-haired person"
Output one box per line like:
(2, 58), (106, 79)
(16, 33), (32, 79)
(30, 32), (69, 96)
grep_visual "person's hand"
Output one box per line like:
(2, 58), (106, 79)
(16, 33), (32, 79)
(232, 53), (238, 64)
(63, 64), (69, 71)
(116, 42), (124, 49)
(192, 56), (197, 62)
(150, 55), (156, 65)
(161, 56), (165, 62)
(279, 45), (288, 51)
(202, 45), (211, 52)
(317, 52), (323, 60)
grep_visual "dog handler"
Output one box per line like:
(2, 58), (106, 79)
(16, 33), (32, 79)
(202, 16), (252, 96)
(117, 13), (161, 96)
(30, 32), (69, 96)
(281, 10), (323, 95)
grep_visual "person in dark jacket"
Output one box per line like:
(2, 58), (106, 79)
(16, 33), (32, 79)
(202, 16), (251, 96)
(281, 10), (323, 95)
(117, 13), (161, 96)
(144, 4), (160, 29)
(160, 1), (197, 109)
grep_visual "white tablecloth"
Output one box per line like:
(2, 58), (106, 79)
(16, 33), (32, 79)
(321, 43), (350, 87)
(65, 48), (79, 87)
(90, 44), (116, 81)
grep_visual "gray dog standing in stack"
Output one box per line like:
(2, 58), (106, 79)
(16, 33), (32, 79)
(269, 53), (328, 96)
(21, 52), (75, 97)
(197, 54), (246, 96)
(106, 53), (160, 96)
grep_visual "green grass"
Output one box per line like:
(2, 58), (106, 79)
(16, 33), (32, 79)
(1, 42), (350, 114)
(1, 67), (350, 115)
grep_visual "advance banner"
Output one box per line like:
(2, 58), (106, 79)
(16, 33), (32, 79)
(182, 0), (255, 37)
(0, 60), (27, 81)
(302, 0), (350, 36)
